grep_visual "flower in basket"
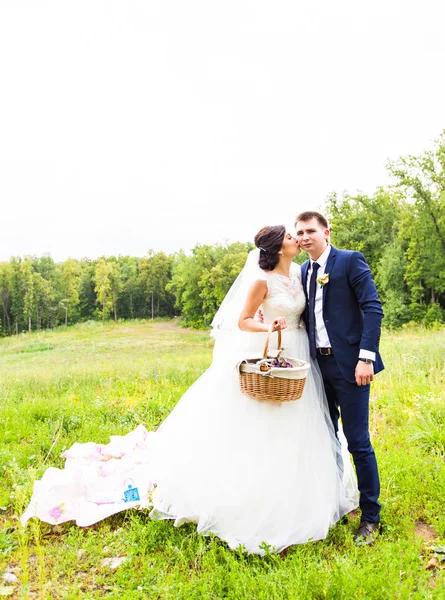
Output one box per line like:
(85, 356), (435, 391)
(316, 273), (329, 287)
(259, 352), (294, 370)
(271, 355), (294, 368)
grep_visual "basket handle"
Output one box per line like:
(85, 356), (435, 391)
(263, 328), (282, 359)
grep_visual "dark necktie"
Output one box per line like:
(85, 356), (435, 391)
(308, 262), (320, 359)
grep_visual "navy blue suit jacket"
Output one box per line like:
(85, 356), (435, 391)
(301, 246), (384, 383)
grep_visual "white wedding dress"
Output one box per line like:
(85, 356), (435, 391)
(22, 264), (358, 554)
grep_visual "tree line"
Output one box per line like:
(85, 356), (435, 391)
(0, 243), (254, 334)
(0, 131), (444, 335)
(325, 129), (445, 328)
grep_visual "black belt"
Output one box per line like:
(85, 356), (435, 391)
(317, 347), (333, 356)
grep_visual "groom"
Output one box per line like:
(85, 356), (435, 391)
(295, 211), (384, 545)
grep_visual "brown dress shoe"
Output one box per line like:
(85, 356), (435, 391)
(354, 521), (379, 546)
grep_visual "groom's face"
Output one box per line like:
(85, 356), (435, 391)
(295, 218), (330, 260)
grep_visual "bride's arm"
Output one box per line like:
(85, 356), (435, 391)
(238, 280), (287, 333)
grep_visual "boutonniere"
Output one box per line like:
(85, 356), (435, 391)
(316, 273), (329, 287)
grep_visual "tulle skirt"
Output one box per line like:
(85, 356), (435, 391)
(21, 328), (358, 554)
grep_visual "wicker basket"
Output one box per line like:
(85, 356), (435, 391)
(238, 330), (310, 402)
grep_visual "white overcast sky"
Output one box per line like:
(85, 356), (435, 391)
(0, 0), (444, 261)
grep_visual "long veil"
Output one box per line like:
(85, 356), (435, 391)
(210, 248), (264, 338)
(209, 248), (266, 367)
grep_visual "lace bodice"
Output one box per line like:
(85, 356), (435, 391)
(260, 265), (306, 330)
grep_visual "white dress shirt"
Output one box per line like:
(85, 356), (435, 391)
(306, 244), (376, 361)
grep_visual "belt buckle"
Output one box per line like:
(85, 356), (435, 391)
(318, 347), (332, 356)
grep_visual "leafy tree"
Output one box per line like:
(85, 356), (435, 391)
(94, 259), (113, 320)
(105, 257), (122, 322)
(423, 303), (445, 327)
(375, 239), (410, 328)
(200, 243), (253, 325)
(388, 129), (445, 321)
(78, 260), (97, 320)
(33, 271), (51, 330)
(168, 243), (253, 328)
(117, 256), (141, 319)
(20, 257), (35, 332)
(60, 258), (81, 325)
(324, 188), (404, 275)
(0, 262), (12, 334)
(168, 246), (218, 328)
(33, 255), (65, 328)
(9, 257), (24, 334)
(139, 251), (175, 319)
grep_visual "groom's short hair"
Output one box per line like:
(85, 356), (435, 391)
(295, 211), (329, 229)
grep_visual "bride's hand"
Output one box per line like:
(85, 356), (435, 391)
(270, 317), (287, 332)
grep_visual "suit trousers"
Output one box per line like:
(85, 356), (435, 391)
(317, 353), (381, 523)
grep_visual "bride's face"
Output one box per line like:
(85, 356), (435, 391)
(281, 232), (300, 258)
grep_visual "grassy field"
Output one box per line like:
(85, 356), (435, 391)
(0, 320), (444, 599)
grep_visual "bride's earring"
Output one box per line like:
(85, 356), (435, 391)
(278, 251), (283, 255)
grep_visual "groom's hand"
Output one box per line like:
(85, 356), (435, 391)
(355, 361), (374, 386)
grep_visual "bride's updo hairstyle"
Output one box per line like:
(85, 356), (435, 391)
(254, 225), (286, 271)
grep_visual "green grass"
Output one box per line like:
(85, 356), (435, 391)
(0, 320), (444, 598)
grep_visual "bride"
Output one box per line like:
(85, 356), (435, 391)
(22, 225), (358, 554)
